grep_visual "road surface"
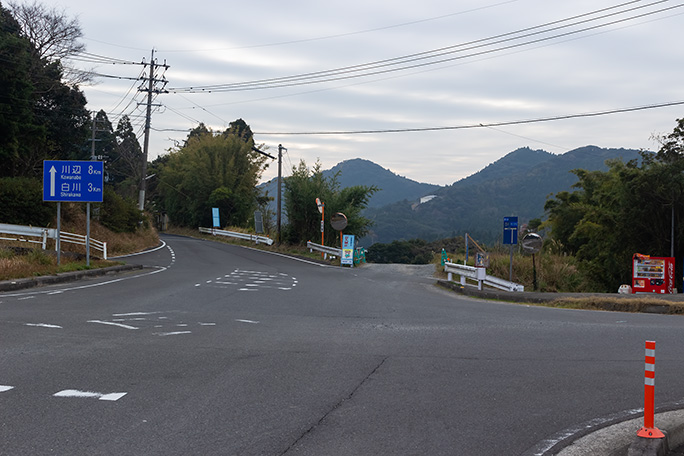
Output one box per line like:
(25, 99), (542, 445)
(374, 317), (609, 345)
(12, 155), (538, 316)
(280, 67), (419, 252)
(2, 234), (684, 455)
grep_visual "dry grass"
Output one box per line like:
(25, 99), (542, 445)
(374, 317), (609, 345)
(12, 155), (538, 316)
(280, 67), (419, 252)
(443, 249), (593, 293)
(0, 203), (159, 281)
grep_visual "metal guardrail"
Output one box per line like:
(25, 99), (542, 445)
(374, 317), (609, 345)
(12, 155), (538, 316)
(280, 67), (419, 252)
(0, 223), (57, 250)
(199, 227), (274, 246)
(306, 241), (342, 258)
(60, 231), (107, 260)
(0, 223), (107, 259)
(444, 261), (524, 292)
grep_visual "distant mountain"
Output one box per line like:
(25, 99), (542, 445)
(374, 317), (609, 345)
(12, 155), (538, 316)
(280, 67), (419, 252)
(258, 158), (441, 219)
(363, 146), (644, 245)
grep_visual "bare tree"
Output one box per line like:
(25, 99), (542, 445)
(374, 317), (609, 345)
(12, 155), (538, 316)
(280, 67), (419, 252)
(7, 0), (91, 85)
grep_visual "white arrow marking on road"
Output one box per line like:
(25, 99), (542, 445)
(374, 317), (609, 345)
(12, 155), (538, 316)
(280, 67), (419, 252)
(49, 166), (56, 196)
(53, 390), (127, 401)
(0, 385), (14, 393)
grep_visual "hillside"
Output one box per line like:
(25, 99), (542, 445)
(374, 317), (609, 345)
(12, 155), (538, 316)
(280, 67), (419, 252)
(363, 146), (643, 245)
(258, 159), (441, 219)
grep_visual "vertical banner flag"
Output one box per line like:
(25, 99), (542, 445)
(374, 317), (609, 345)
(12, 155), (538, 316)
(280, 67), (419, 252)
(342, 235), (355, 266)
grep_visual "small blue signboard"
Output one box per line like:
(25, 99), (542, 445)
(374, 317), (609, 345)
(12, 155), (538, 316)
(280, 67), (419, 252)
(43, 160), (104, 202)
(212, 207), (220, 228)
(342, 234), (355, 266)
(503, 216), (518, 245)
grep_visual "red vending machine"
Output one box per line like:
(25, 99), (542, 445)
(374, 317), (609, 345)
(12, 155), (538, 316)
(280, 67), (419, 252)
(632, 254), (675, 294)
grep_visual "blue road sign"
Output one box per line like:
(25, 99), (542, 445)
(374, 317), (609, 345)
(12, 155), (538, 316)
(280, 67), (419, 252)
(503, 216), (518, 245)
(43, 160), (104, 202)
(212, 207), (220, 228)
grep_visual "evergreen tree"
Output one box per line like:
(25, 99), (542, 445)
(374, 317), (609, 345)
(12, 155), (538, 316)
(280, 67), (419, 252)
(283, 160), (377, 245)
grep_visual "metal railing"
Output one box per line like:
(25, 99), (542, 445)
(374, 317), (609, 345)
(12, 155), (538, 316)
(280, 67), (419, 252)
(306, 241), (341, 258)
(0, 223), (57, 250)
(444, 261), (524, 292)
(199, 227), (274, 246)
(60, 231), (107, 260)
(0, 223), (107, 259)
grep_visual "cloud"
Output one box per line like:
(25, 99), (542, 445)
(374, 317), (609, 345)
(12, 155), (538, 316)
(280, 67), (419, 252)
(48, 0), (684, 185)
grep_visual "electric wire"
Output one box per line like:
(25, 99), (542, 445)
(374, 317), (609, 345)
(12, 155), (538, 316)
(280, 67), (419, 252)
(254, 101), (684, 135)
(169, 1), (680, 93)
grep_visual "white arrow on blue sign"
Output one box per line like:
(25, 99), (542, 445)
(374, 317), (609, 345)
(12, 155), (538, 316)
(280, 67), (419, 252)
(43, 160), (104, 203)
(503, 216), (518, 245)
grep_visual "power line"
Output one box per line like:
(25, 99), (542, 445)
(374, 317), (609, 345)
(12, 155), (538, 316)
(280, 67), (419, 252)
(254, 101), (684, 135)
(169, 1), (681, 93)
(160, 0), (521, 53)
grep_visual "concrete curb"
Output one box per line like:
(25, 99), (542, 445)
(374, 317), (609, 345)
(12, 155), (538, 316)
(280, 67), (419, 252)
(435, 280), (684, 313)
(555, 409), (684, 456)
(0, 264), (143, 292)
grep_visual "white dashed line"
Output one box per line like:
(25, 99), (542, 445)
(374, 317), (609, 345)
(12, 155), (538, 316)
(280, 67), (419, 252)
(88, 320), (139, 330)
(155, 331), (191, 336)
(25, 323), (63, 329)
(53, 390), (127, 401)
(0, 386), (14, 393)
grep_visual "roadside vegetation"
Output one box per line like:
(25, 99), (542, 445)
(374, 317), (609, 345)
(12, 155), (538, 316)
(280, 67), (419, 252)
(0, 203), (158, 281)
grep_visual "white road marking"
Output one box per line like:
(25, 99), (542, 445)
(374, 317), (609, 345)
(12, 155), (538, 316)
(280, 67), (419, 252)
(199, 322), (216, 326)
(0, 385), (14, 393)
(235, 319), (259, 324)
(155, 331), (191, 336)
(109, 240), (167, 258)
(53, 389), (127, 401)
(88, 320), (139, 330)
(18, 296), (35, 301)
(0, 266), (168, 298)
(113, 312), (160, 317)
(25, 323), (62, 329)
(48, 291), (63, 295)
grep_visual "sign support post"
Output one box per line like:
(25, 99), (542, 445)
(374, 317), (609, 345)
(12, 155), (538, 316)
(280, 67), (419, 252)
(503, 216), (519, 282)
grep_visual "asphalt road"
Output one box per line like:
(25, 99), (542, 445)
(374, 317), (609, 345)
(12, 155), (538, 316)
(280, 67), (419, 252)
(2, 234), (684, 455)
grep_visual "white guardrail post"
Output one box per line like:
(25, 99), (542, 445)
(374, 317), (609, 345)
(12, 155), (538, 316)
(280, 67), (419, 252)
(199, 227), (274, 246)
(444, 261), (524, 292)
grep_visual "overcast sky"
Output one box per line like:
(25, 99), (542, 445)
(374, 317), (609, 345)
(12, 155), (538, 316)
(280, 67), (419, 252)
(42, 0), (684, 185)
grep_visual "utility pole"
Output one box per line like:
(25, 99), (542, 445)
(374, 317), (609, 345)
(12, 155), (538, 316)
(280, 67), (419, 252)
(138, 49), (169, 211)
(277, 144), (286, 244)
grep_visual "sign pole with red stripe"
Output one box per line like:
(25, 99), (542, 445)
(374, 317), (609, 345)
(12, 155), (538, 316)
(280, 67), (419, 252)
(637, 340), (665, 438)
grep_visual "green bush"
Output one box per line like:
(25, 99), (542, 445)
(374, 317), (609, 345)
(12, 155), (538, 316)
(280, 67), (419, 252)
(99, 187), (141, 233)
(0, 177), (54, 226)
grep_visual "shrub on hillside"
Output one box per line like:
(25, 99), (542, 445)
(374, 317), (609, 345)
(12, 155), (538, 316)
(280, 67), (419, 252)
(99, 187), (142, 233)
(0, 177), (54, 226)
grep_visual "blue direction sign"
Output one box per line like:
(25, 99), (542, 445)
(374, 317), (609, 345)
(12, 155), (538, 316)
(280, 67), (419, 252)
(43, 160), (104, 202)
(503, 216), (518, 245)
